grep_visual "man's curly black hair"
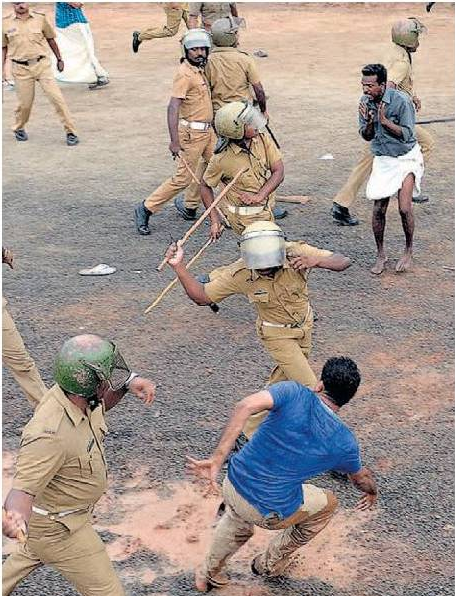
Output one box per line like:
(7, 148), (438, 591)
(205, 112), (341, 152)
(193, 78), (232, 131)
(321, 357), (361, 407)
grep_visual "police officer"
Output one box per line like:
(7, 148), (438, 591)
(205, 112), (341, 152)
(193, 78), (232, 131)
(134, 28), (216, 233)
(205, 18), (287, 220)
(188, 2), (238, 32)
(332, 17), (433, 224)
(2, 2), (79, 145)
(2, 334), (155, 595)
(201, 101), (284, 237)
(132, 3), (189, 53)
(2, 246), (46, 407)
(165, 221), (351, 437)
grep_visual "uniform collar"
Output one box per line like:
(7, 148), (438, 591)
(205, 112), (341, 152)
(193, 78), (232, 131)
(250, 262), (290, 281)
(230, 136), (260, 155)
(183, 59), (205, 74)
(12, 12), (34, 20)
(51, 384), (88, 427)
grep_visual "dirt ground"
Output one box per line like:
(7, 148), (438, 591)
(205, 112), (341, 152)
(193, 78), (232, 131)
(2, 2), (455, 595)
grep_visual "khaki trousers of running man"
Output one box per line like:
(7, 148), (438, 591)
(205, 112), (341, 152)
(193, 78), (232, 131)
(243, 315), (317, 438)
(11, 57), (77, 134)
(335, 125), (435, 209)
(144, 126), (216, 213)
(201, 478), (338, 582)
(2, 303), (46, 407)
(139, 5), (189, 41)
(2, 517), (124, 596)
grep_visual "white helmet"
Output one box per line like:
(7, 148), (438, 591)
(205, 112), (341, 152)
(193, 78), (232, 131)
(181, 28), (211, 53)
(214, 101), (267, 139)
(391, 18), (427, 49)
(240, 221), (286, 270)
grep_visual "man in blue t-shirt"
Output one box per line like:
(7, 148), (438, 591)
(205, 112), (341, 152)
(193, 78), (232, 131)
(187, 356), (378, 592)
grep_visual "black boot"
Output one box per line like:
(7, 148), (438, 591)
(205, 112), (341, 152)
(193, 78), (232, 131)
(412, 194), (429, 204)
(272, 205), (288, 220)
(331, 202), (359, 226)
(134, 201), (151, 235)
(132, 31), (141, 53)
(174, 195), (197, 220)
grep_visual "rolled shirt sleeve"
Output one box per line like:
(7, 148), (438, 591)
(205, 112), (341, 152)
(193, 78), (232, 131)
(42, 15), (56, 39)
(171, 70), (191, 100)
(263, 133), (282, 168)
(204, 267), (244, 303)
(286, 241), (333, 261)
(246, 57), (261, 86)
(203, 155), (224, 188)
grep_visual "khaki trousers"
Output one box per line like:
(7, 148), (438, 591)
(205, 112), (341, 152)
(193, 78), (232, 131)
(139, 5), (189, 40)
(2, 305), (46, 407)
(243, 320), (317, 438)
(202, 478), (337, 581)
(2, 520), (124, 596)
(12, 57), (77, 134)
(144, 127), (216, 212)
(335, 125), (435, 208)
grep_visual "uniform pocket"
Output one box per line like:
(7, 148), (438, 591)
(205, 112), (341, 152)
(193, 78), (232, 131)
(78, 455), (93, 478)
(247, 290), (270, 304)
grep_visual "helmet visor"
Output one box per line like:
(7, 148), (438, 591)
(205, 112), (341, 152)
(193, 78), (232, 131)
(83, 342), (132, 392)
(238, 104), (267, 134)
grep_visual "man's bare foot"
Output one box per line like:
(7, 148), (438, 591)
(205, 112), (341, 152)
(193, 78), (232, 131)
(195, 568), (209, 593)
(370, 255), (388, 275)
(395, 253), (413, 272)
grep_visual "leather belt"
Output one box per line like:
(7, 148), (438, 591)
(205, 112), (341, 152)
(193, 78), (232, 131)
(179, 118), (211, 131)
(227, 205), (265, 215)
(12, 55), (45, 66)
(32, 505), (90, 520)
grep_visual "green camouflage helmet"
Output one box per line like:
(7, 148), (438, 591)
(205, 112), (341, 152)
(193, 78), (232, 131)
(54, 334), (130, 398)
(392, 17), (427, 49)
(211, 16), (244, 47)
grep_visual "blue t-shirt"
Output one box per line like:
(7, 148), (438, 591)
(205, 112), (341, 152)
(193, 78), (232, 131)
(55, 3), (88, 28)
(228, 381), (362, 518)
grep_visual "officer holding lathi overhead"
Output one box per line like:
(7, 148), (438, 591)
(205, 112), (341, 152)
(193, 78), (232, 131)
(2, 2), (79, 145)
(2, 334), (155, 596)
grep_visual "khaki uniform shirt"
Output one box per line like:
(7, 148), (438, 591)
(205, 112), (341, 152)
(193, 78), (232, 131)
(189, 2), (233, 26)
(383, 43), (413, 97)
(172, 60), (213, 122)
(205, 47), (260, 112)
(13, 385), (108, 515)
(2, 11), (55, 61)
(203, 133), (282, 206)
(204, 242), (333, 326)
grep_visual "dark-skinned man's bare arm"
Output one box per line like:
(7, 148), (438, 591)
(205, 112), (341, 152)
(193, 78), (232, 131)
(289, 252), (351, 272)
(46, 38), (64, 71)
(186, 390), (273, 492)
(165, 242), (214, 306)
(252, 82), (267, 114)
(167, 96), (183, 156)
(239, 159), (284, 205)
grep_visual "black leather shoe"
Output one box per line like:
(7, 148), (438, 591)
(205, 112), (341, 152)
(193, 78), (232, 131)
(14, 129), (28, 142)
(66, 133), (79, 146)
(412, 194), (429, 204)
(272, 205), (288, 219)
(134, 201), (151, 235)
(174, 195), (197, 220)
(331, 202), (359, 226)
(132, 31), (141, 53)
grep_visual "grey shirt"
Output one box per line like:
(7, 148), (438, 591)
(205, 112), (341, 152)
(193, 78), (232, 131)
(358, 88), (416, 157)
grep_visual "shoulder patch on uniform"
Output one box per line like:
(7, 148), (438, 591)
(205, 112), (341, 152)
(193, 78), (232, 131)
(30, 399), (66, 435)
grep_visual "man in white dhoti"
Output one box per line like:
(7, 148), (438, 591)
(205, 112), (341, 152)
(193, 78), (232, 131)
(54, 2), (109, 90)
(359, 63), (423, 275)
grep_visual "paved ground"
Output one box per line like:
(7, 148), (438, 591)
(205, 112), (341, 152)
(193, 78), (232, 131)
(2, 3), (455, 595)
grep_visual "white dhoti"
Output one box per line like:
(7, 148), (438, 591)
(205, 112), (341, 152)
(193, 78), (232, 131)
(366, 143), (424, 201)
(53, 23), (109, 84)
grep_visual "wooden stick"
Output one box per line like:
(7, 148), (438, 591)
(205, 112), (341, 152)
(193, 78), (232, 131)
(145, 231), (223, 313)
(276, 195), (311, 205)
(181, 155), (201, 186)
(156, 167), (247, 271)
